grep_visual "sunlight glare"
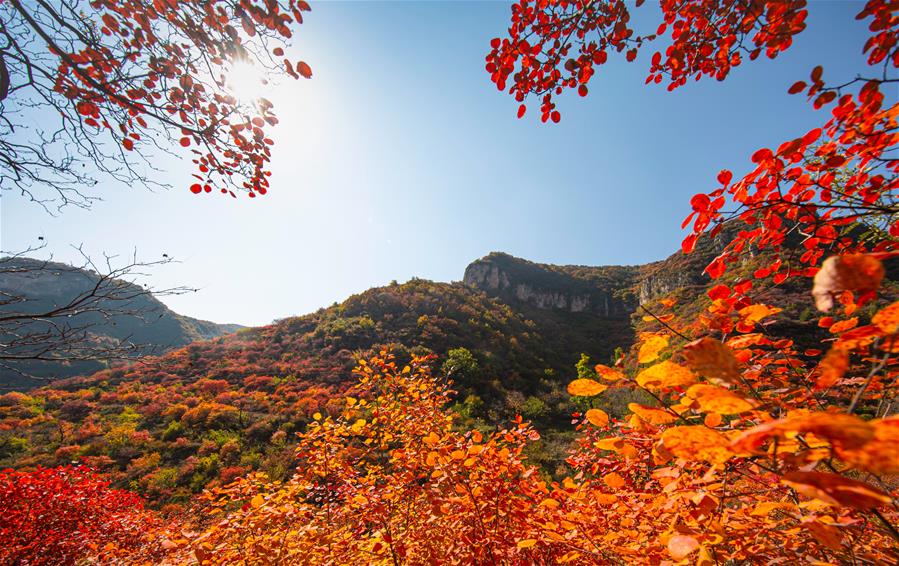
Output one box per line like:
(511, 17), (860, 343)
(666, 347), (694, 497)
(226, 60), (268, 105)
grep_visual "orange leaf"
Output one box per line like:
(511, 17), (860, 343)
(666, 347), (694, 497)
(812, 255), (884, 312)
(725, 333), (767, 349)
(603, 472), (626, 488)
(837, 416), (899, 474)
(668, 535), (699, 560)
(731, 412), (874, 453)
(814, 347), (849, 390)
(686, 384), (753, 414)
(594, 364), (625, 381)
(782, 471), (891, 509)
(661, 426), (731, 463)
(682, 337), (741, 384)
(585, 408), (609, 428)
(872, 300), (899, 334)
(567, 379), (607, 397)
(636, 361), (696, 391)
(638, 333), (669, 364)
(738, 304), (782, 324)
(704, 412), (723, 427)
(516, 539), (537, 549)
(829, 317), (858, 334)
(834, 324), (881, 350)
(629, 403), (677, 425)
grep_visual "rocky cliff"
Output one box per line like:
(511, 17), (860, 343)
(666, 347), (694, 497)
(463, 253), (641, 316)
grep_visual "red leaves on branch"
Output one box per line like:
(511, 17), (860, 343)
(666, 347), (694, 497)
(38, 0), (313, 197)
(486, 0), (807, 120)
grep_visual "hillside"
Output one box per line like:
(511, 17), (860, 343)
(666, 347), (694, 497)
(0, 257), (242, 390)
(0, 235), (870, 505)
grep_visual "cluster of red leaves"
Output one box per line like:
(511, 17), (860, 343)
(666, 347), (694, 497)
(488, 0), (896, 291)
(46, 0), (312, 197)
(486, 0), (806, 122)
(0, 465), (159, 564)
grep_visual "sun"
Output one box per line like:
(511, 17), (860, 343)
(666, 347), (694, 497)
(226, 60), (269, 105)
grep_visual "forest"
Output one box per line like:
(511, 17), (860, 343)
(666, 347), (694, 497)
(0, 0), (897, 564)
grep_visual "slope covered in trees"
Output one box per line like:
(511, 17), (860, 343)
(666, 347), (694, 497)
(3, 232), (880, 506)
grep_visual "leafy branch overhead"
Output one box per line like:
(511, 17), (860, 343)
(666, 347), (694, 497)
(0, 0), (312, 209)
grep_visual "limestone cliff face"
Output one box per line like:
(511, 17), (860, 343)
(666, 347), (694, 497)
(638, 269), (697, 305)
(462, 240), (729, 316)
(462, 253), (638, 316)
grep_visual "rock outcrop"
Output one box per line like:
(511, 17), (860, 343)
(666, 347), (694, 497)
(463, 252), (640, 316)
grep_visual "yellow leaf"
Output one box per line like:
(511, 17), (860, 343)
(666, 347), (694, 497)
(516, 539), (537, 549)
(636, 361), (697, 390)
(567, 379), (607, 397)
(638, 333), (670, 364)
(250, 495), (264, 509)
(585, 408), (609, 428)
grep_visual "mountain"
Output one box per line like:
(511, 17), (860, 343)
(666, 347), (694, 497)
(0, 257), (242, 390)
(3, 234), (884, 506)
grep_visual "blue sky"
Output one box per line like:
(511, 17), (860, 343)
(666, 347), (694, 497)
(1, 1), (884, 326)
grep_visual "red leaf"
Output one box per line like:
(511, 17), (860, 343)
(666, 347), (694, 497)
(296, 61), (313, 79)
(788, 80), (807, 94)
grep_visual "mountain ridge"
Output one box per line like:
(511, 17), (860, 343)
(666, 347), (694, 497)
(0, 234), (846, 504)
(0, 257), (242, 389)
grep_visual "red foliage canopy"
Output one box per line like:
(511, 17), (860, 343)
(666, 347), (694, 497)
(0, 465), (155, 564)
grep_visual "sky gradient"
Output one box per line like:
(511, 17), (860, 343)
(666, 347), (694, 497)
(1, 1), (884, 326)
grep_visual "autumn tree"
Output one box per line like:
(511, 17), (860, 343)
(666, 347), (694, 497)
(486, 0), (897, 285)
(154, 352), (565, 564)
(483, 1), (899, 561)
(0, 0), (312, 210)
